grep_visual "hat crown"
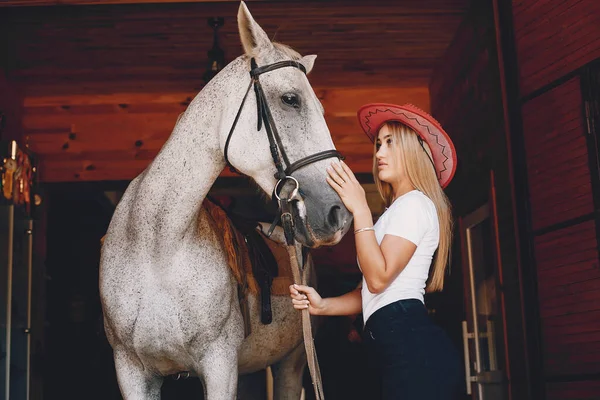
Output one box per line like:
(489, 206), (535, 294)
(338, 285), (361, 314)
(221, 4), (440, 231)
(357, 103), (457, 188)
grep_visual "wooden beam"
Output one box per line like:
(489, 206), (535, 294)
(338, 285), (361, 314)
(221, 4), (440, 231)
(22, 86), (429, 182)
(317, 87), (429, 116)
(1, 0), (470, 8)
(37, 157), (377, 183)
(0, 0), (264, 7)
(3, 1), (466, 90)
(24, 87), (430, 110)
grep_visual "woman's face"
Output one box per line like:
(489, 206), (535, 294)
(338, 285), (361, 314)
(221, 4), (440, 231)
(375, 124), (403, 184)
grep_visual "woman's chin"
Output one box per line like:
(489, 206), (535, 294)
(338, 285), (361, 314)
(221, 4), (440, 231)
(378, 171), (392, 182)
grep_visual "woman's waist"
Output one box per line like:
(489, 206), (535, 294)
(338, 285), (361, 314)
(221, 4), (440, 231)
(362, 278), (426, 301)
(364, 297), (430, 330)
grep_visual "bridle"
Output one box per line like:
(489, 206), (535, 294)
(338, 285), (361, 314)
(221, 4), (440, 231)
(224, 57), (343, 203)
(223, 57), (332, 399)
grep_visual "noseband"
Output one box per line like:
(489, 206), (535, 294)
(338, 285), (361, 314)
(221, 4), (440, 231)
(224, 58), (343, 194)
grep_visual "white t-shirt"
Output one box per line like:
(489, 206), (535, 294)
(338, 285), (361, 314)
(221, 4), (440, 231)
(360, 190), (439, 323)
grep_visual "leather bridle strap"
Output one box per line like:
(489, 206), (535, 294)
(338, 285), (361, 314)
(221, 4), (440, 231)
(252, 67), (289, 179)
(224, 78), (255, 171)
(216, 58), (335, 399)
(223, 58), (344, 180)
(279, 191), (325, 400)
(285, 149), (342, 176)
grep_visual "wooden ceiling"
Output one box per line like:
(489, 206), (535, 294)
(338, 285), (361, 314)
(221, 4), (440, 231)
(0, 0), (470, 182)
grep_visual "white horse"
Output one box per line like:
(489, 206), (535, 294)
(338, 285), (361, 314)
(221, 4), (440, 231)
(99, 2), (352, 399)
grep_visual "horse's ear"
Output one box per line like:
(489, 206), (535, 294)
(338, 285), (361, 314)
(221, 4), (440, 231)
(238, 1), (273, 57)
(299, 55), (317, 75)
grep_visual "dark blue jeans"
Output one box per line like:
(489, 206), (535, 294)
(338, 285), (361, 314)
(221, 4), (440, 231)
(363, 299), (461, 400)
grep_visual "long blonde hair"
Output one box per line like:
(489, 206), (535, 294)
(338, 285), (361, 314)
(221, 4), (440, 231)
(373, 121), (453, 292)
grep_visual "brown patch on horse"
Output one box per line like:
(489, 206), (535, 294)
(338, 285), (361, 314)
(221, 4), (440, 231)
(202, 200), (293, 296)
(260, 235), (295, 296)
(99, 200), (293, 296)
(203, 200), (260, 295)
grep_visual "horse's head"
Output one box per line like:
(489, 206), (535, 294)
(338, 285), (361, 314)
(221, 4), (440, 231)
(217, 2), (352, 247)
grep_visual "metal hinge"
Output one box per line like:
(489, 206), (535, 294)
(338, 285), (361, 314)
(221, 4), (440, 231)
(585, 100), (593, 136)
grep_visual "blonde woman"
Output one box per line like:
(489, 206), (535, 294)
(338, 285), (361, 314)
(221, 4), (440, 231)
(290, 104), (461, 399)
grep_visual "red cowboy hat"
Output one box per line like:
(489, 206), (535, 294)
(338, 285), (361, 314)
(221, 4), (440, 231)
(357, 103), (457, 188)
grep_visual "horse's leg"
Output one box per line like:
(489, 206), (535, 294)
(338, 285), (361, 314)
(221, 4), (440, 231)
(195, 339), (239, 400)
(114, 348), (163, 400)
(271, 342), (306, 400)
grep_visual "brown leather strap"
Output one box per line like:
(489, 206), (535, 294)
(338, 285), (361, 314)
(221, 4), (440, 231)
(288, 243), (325, 400)
(224, 58), (344, 181)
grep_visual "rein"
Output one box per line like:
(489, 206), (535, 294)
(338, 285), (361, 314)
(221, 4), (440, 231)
(224, 57), (334, 399)
(280, 188), (325, 400)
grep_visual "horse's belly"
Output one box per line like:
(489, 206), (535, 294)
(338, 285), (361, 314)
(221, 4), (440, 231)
(237, 294), (303, 374)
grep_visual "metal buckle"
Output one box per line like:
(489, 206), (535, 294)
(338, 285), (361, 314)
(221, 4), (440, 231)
(274, 176), (299, 202)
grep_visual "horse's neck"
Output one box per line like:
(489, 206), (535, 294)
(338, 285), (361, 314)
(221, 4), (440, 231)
(130, 73), (241, 243)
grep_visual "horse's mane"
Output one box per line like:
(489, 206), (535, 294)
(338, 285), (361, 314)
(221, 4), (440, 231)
(244, 41), (302, 61)
(272, 42), (302, 60)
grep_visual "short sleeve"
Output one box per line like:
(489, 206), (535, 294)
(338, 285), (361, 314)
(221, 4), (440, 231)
(383, 195), (430, 246)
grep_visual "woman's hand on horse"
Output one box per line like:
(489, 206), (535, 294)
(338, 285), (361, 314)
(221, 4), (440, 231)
(326, 160), (369, 215)
(289, 284), (326, 315)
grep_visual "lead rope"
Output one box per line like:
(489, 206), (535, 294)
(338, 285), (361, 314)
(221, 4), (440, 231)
(279, 192), (325, 400)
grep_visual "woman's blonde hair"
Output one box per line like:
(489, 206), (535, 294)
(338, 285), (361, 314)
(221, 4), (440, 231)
(373, 121), (453, 292)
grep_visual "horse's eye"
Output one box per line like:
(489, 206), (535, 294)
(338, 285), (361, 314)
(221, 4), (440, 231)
(281, 93), (300, 109)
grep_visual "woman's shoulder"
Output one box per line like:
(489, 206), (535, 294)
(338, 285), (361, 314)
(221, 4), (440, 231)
(379, 190), (438, 243)
(388, 190), (437, 225)
(391, 190), (434, 211)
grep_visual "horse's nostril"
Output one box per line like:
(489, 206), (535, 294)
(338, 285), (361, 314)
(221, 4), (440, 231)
(327, 206), (342, 230)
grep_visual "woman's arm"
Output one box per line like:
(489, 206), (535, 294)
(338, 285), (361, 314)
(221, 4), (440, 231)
(354, 207), (417, 293)
(290, 284), (362, 316)
(327, 161), (417, 294)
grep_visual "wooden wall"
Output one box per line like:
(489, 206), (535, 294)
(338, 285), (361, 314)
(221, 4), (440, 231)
(20, 87), (427, 182)
(512, 0), (600, 97)
(429, 1), (530, 398)
(0, 72), (24, 143)
(512, 0), (600, 398)
(521, 78), (594, 230)
(0, 4), (467, 398)
(0, 1), (471, 182)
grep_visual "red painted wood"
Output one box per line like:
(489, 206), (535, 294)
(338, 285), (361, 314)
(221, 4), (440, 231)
(512, 0), (600, 95)
(533, 219), (600, 375)
(521, 77), (593, 230)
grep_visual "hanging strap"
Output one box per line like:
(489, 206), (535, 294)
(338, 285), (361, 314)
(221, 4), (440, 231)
(280, 197), (325, 400)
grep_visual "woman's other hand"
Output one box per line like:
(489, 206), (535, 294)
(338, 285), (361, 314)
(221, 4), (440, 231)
(326, 160), (369, 215)
(289, 284), (326, 315)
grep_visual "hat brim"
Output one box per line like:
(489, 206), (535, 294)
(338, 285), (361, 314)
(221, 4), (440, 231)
(357, 103), (457, 188)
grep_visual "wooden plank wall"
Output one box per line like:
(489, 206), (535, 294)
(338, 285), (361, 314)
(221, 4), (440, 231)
(520, 78), (600, 396)
(20, 87), (428, 182)
(522, 78), (594, 230)
(546, 380), (600, 400)
(512, 0), (600, 97)
(513, 0), (600, 397)
(0, 2), (468, 182)
(0, 72), (24, 143)
(429, 1), (530, 398)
